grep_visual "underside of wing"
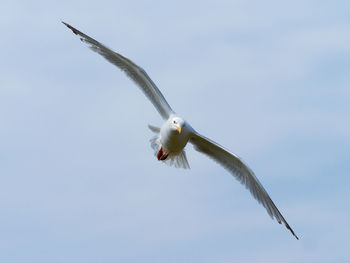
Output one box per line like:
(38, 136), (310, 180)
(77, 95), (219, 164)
(63, 22), (174, 120)
(189, 132), (299, 239)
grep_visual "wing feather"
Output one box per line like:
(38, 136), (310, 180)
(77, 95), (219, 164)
(190, 132), (299, 239)
(62, 22), (174, 120)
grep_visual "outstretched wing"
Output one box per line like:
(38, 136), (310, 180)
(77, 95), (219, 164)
(62, 22), (174, 120)
(189, 132), (298, 239)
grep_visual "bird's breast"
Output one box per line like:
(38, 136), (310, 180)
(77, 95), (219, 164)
(160, 129), (189, 154)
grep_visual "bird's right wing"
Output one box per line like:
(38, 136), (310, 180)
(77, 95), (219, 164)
(189, 132), (299, 239)
(62, 22), (174, 120)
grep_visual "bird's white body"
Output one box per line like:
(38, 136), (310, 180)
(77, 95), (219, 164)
(149, 116), (193, 169)
(63, 22), (299, 240)
(160, 116), (192, 153)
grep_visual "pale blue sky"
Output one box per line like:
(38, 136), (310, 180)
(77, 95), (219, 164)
(1, 0), (349, 262)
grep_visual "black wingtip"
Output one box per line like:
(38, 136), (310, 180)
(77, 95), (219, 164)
(61, 21), (69, 28)
(61, 21), (79, 35)
(286, 224), (299, 240)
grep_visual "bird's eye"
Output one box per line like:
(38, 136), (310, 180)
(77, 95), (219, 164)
(173, 120), (176, 124)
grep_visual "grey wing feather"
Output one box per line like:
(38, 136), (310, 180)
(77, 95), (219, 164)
(148, 124), (160, 133)
(189, 132), (299, 240)
(62, 22), (174, 120)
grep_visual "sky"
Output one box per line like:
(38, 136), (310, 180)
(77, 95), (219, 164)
(1, 0), (350, 262)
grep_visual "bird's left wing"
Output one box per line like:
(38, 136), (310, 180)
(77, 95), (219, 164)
(189, 132), (299, 239)
(62, 22), (174, 120)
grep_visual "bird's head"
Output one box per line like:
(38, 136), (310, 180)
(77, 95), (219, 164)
(170, 116), (185, 134)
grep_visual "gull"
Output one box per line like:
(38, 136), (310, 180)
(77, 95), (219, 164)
(62, 22), (298, 240)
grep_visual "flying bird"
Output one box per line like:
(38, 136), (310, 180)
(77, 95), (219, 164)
(62, 22), (298, 240)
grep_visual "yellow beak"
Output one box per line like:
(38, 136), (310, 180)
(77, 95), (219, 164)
(177, 125), (182, 133)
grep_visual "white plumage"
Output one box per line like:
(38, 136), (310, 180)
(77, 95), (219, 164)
(63, 22), (298, 240)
